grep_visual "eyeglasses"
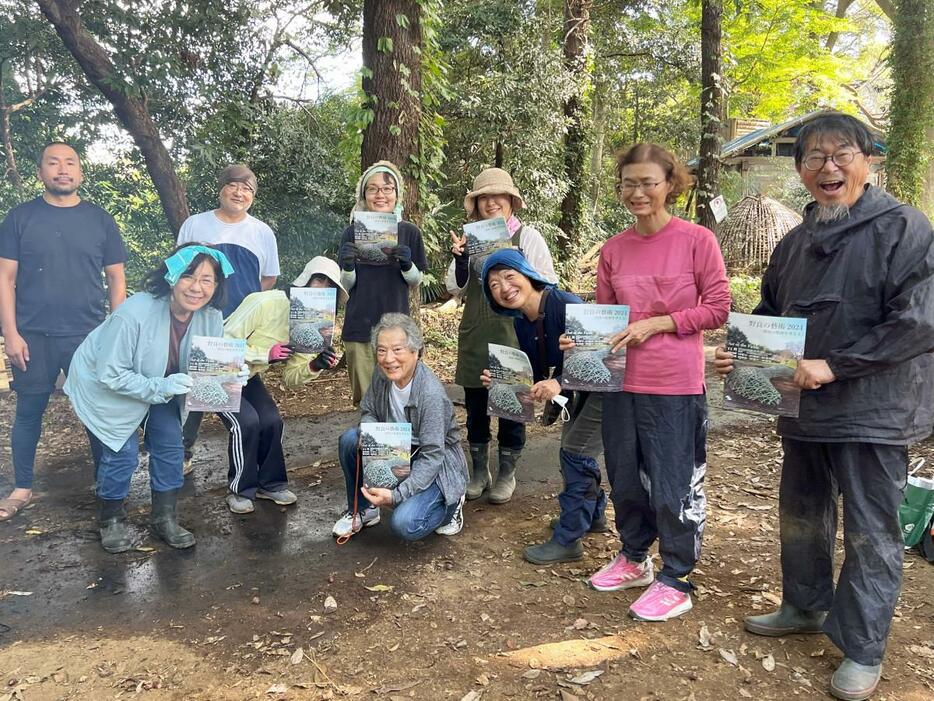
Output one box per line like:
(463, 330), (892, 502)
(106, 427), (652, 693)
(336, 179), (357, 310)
(617, 180), (665, 194)
(365, 185), (396, 196)
(223, 182), (254, 194)
(802, 150), (859, 171)
(179, 275), (217, 288)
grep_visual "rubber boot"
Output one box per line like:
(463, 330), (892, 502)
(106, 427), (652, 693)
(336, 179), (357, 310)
(830, 659), (882, 701)
(523, 537), (583, 565)
(744, 602), (827, 637)
(488, 447), (520, 504)
(98, 498), (132, 554)
(550, 513), (610, 533)
(466, 443), (491, 501)
(150, 489), (195, 549)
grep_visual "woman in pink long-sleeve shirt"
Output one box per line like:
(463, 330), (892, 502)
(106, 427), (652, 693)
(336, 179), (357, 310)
(582, 143), (730, 622)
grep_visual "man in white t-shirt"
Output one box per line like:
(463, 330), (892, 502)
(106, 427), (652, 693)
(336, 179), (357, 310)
(177, 164), (280, 471)
(177, 164), (280, 317)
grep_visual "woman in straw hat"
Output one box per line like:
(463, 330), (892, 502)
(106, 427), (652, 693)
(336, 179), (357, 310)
(219, 256), (347, 514)
(446, 168), (557, 505)
(337, 161), (428, 407)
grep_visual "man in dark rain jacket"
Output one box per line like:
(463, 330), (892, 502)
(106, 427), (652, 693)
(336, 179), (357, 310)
(715, 112), (934, 701)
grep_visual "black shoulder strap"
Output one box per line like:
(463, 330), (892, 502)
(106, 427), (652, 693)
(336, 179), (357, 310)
(534, 287), (551, 379)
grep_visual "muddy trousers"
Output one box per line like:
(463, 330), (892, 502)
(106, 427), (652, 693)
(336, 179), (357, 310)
(554, 392), (606, 546)
(218, 376), (287, 499)
(779, 439), (907, 666)
(602, 392), (708, 593)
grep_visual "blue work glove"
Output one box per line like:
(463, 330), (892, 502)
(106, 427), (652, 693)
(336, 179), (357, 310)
(391, 244), (413, 271)
(161, 373), (193, 396)
(339, 241), (357, 272)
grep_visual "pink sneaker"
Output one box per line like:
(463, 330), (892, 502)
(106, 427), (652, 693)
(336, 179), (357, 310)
(588, 553), (654, 591)
(629, 580), (693, 621)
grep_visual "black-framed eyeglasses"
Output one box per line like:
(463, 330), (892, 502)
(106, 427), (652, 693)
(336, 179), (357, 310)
(365, 185), (396, 196)
(802, 150), (860, 172)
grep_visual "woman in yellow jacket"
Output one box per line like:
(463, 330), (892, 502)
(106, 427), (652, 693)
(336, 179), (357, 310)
(221, 256), (347, 513)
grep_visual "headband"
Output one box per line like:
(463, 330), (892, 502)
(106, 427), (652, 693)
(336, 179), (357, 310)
(163, 245), (235, 285)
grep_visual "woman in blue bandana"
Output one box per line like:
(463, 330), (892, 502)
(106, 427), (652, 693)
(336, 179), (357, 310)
(480, 249), (606, 564)
(65, 243), (239, 554)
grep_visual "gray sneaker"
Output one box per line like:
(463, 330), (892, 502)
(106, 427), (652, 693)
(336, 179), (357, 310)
(256, 488), (297, 505)
(226, 493), (255, 514)
(435, 496), (465, 536)
(332, 507), (380, 538)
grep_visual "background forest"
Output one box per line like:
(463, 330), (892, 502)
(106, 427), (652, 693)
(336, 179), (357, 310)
(1, 0), (931, 290)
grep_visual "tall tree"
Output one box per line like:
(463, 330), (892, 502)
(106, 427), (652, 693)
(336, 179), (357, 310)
(35, 0), (189, 233)
(696, 0), (722, 232)
(557, 0), (593, 256)
(886, 0), (934, 215)
(360, 0), (422, 219)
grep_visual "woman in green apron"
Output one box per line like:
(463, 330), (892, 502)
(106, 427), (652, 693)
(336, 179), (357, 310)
(445, 168), (557, 504)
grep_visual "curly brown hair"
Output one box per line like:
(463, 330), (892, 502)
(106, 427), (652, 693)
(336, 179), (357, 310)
(615, 143), (694, 205)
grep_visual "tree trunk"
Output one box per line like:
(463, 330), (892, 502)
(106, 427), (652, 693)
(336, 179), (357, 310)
(35, 0), (189, 234)
(1, 108), (24, 193)
(557, 0), (593, 258)
(589, 81), (608, 212)
(361, 0), (422, 222)
(697, 0), (723, 233)
(886, 0), (934, 216)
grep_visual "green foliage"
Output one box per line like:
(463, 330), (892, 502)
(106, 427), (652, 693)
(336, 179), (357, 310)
(729, 274), (762, 313)
(886, 0), (934, 214)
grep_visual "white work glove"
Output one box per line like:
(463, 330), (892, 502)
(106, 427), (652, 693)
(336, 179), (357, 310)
(161, 373), (194, 396)
(236, 363), (250, 386)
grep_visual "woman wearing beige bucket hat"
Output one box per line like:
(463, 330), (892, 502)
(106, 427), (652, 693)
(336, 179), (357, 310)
(217, 256), (347, 514)
(445, 168), (557, 504)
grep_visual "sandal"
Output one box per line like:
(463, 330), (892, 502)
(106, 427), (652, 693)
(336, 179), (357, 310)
(0, 494), (32, 522)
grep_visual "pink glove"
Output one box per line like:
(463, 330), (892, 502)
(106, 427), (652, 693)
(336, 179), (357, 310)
(268, 342), (293, 363)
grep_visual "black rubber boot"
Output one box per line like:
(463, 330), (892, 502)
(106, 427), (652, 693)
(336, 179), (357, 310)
(466, 443), (491, 500)
(744, 602), (827, 637)
(150, 489), (195, 549)
(523, 537), (583, 565)
(98, 498), (132, 554)
(489, 447), (520, 504)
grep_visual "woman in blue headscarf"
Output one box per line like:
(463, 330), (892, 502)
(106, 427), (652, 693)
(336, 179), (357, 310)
(65, 243), (239, 554)
(480, 249), (607, 565)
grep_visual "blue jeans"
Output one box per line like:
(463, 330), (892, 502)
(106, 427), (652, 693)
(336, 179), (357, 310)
(94, 400), (184, 500)
(338, 427), (458, 541)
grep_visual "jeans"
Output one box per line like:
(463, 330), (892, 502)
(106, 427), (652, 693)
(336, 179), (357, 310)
(10, 332), (88, 489)
(94, 400), (184, 500)
(338, 427), (457, 541)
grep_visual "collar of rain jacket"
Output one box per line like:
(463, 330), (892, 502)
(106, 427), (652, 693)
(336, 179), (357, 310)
(803, 184), (903, 257)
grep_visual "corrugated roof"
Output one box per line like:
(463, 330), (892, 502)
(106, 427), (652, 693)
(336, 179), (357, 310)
(688, 110), (886, 166)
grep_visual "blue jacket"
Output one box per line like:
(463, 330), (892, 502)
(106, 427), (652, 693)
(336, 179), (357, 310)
(64, 292), (223, 451)
(514, 288), (583, 383)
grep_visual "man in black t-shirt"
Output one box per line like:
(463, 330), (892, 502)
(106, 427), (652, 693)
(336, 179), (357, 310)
(0, 142), (127, 522)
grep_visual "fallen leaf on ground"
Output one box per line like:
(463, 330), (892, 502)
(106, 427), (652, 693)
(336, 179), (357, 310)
(364, 584), (393, 592)
(698, 624), (711, 648)
(762, 654), (775, 672)
(459, 691), (482, 701)
(266, 683), (288, 694)
(521, 669), (541, 679)
(290, 648), (303, 664)
(568, 670), (603, 685)
(719, 648), (738, 666)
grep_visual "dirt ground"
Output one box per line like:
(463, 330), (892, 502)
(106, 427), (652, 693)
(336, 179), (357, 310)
(1, 318), (933, 700)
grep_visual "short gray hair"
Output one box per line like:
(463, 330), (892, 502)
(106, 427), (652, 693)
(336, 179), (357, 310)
(370, 313), (424, 355)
